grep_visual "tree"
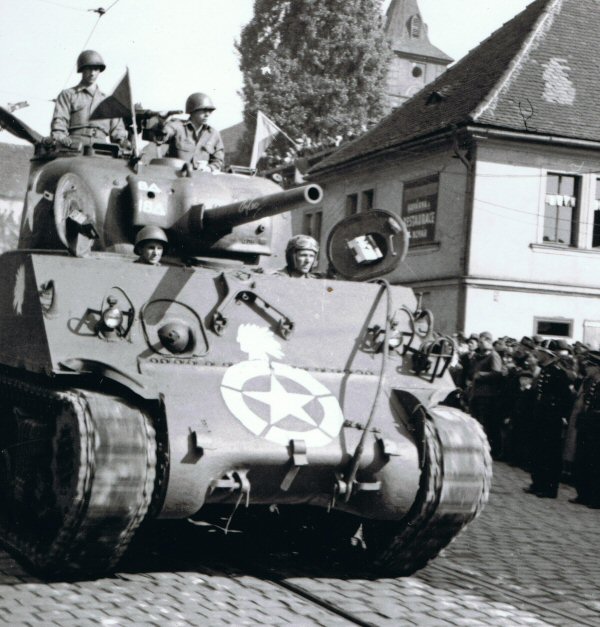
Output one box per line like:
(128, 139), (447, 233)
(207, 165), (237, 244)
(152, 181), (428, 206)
(236, 0), (390, 166)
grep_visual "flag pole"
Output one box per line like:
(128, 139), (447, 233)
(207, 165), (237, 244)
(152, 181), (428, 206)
(127, 67), (140, 159)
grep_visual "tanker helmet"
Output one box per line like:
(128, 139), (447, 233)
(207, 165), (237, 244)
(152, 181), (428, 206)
(134, 226), (168, 254)
(185, 92), (216, 114)
(285, 234), (319, 269)
(77, 50), (106, 72)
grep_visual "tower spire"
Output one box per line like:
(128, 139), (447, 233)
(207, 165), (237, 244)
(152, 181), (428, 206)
(384, 0), (453, 110)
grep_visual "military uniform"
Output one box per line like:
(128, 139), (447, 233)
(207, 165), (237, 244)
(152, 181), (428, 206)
(161, 119), (224, 172)
(528, 361), (573, 497)
(469, 348), (504, 458)
(573, 378), (600, 506)
(51, 84), (127, 145)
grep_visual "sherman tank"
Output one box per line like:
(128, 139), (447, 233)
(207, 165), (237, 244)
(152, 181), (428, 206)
(0, 106), (491, 577)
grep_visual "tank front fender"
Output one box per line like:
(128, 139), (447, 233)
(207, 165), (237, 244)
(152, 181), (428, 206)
(58, 358), (159, 399)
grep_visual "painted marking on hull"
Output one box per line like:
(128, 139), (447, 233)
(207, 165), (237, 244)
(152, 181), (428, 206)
(220, 324), (344, 447)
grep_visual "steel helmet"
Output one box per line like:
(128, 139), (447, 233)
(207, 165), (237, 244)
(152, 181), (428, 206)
(185, 92), (216, 114)
(285, 234), (319, 269)
(77, 50), (106, 72)
(134, 226), (168, 254)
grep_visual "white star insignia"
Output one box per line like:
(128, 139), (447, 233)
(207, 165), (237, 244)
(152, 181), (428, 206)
(243, 374), (317, 427)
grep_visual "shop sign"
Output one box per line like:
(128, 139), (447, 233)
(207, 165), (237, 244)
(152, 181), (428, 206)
(402, 175), (438, 245)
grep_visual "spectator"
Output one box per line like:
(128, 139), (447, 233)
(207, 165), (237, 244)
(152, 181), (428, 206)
(524, 346), (574, 499)
(470, 331), (504, 459)
(570, 350), (600, 508)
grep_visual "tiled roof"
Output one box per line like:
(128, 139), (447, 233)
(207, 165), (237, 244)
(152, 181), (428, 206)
(314, 0), (599, 174)
(0, 142), (32, 199)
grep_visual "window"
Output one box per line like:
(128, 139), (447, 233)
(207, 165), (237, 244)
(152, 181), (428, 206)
(345, 193), (358, 216)
(543, 173), (579, 245)
(361, 189), (374, 211)
(534, 318), (573, 338)
(409, 15), (422, 38)
(302, 211), (322, 241)
(593, 179), (600, 248)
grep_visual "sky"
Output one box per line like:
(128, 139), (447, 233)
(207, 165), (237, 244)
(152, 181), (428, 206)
(0, 0), (534, 144)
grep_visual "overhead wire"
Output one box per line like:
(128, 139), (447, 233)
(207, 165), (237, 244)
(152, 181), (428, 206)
(60, 0), (123, 89)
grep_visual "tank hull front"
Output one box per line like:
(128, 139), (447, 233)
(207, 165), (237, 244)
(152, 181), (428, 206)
(0, 250), (491, 576)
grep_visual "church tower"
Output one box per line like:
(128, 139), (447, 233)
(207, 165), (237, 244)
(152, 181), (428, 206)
(384, 0), (453, 110)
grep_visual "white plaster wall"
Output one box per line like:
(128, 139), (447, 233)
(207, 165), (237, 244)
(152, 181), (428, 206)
(463, 285), (600, 343)
(470, 140), (600, 287)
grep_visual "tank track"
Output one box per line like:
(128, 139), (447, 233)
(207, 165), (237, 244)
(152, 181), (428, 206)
(0, 374), (156, 577)
(364, 406), (492, 575)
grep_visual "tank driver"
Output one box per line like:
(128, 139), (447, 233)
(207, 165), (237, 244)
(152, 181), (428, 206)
(134, 226), (168, 266)
(51, 50), (128, 147)
(279, 235), (321, 278)
(154, 92), (224, 172)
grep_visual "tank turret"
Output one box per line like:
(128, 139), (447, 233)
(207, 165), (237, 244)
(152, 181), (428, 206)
(0, 106), (491, 579)
(11, 137), (321, 265)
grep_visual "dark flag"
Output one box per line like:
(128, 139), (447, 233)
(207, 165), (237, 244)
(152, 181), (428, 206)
(90, 70), (133, 120)
(89, 69), (140, 156)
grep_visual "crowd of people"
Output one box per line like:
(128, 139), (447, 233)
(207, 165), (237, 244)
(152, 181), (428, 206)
(449, 332), (600, 507)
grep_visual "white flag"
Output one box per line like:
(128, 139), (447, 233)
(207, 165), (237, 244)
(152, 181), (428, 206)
(250, 111), (295, 169)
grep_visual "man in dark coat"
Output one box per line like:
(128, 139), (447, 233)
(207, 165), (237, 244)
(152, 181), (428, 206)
(524, 346), (573, 498)
(470, 331), (504, 458)
(571, 351), (600, 507)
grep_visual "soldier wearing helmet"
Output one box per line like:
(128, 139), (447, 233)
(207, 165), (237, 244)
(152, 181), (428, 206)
(51, 50), (128, 148)
(154, 92), (224, 172)
(278, 234), (320, 278)
(134, 226), (168, 266)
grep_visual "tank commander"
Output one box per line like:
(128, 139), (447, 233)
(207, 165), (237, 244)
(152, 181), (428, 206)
(134, 226), (168, 266)
(278, 234), (321, 278)
(50, 50), (128, 148)
(154, 92), (224, 172)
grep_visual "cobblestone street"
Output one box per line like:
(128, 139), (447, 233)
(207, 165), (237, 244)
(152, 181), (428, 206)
(0, 460), (598, 625)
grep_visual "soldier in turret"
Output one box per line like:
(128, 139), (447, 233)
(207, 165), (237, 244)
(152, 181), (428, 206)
(51, 50), (128, 147)
(154, 92), (224, 172)
(134, 226), (168, 266)
(278, 235), (321, 278)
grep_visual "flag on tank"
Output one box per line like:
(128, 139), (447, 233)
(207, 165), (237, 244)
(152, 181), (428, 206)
(90, 69), (134, 120)
(250, 111), (296, 169)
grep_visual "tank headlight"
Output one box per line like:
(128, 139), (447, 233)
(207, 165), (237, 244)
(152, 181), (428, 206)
(101, 297), (123, 330)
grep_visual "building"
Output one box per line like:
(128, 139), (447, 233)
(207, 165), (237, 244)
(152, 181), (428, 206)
(384, 0), (453, 110)
(309, 0), (600, 345)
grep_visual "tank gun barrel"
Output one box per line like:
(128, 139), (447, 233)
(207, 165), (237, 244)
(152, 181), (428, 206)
(196, 183), (323, 233)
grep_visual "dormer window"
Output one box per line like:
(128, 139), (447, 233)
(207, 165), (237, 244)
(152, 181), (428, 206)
(426, 91), (445, 105)
(409, 15), (422, 38)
